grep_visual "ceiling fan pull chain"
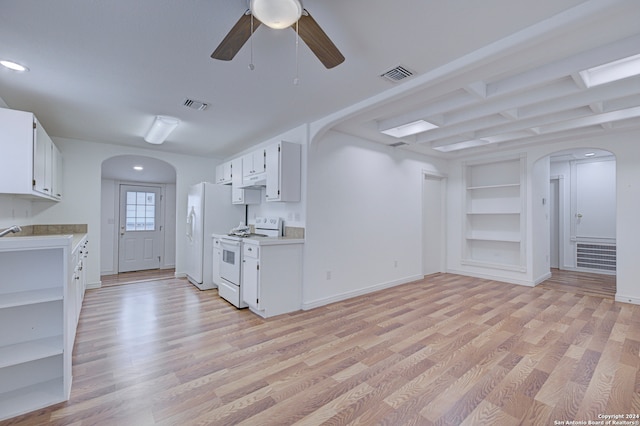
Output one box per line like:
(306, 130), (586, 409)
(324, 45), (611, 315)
(293, 19), (300, 85)
(248, 13), (255, 70)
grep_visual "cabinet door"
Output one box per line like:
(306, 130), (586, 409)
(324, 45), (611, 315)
(52, 144), (63, 199)
(242, 256), (260, 310)
(33, 120), (53, 196)
(212, 241), (222, 286)
(265, 143), (280, 201)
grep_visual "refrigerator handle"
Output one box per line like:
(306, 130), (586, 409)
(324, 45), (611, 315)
(186, 207), (195, 241)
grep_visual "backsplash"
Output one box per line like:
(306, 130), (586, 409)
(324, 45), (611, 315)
(10, 224), (88, 236)
(284, 226), (304, 239)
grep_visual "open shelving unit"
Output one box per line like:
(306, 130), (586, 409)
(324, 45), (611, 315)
(0, 239), (71, 421)
(462, 155), (526, 271)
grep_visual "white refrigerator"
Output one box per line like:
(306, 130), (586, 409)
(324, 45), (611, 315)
(185, 182), (244, 290)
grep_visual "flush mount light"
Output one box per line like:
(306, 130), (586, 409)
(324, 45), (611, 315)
(380, 119), (438, 138)
(0, 60), (29, 72)
(250, 0), (302, 29)
(144, 115), (180, 144)
(579, 53), (640, 88)
(133, 165), (144, 171)
(433, 139), (490, 152)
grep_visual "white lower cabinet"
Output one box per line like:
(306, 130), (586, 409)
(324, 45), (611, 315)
(241, 239), (303, 318)
(0, 234), (87, 421)
(212, 236), (222, 287)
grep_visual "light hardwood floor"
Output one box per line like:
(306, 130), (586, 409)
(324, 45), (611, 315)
(5, 273), (639, 425)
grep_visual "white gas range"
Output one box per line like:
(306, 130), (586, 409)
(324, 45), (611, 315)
(217, 217), (283, 308)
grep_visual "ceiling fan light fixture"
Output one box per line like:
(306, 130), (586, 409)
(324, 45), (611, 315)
(250, 0), (302, 29)
(144, 115), (180, 144)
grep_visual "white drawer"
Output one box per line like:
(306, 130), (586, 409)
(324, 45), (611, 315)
(243, 243), (259, 259)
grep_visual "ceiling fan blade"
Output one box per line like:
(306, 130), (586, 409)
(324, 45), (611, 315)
(211, 11), (261, 61)
(294, 10), (345, 69)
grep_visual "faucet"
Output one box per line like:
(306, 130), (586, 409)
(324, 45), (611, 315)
(0, 225), (22, 237)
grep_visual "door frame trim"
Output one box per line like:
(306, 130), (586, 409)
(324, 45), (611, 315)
(116, 181), (166, 273)
(422, 170), (447, 276)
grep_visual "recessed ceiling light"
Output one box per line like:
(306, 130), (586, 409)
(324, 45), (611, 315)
(0, 60), (29, 72)
(380, 119), (438, 138)
(578, 53), (640, 88)
(133, 165), (144, 171)
(584, 152), (596, 157)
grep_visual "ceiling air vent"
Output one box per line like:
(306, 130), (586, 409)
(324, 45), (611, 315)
(389, 141), (408, 147)
(182, 98), (208, 111)
(380, 65), (414, 83)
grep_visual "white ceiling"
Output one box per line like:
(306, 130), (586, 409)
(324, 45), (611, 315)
(1, 0), (639, 160)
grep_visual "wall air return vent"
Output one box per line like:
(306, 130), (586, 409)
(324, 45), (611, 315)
(576, 243), (616, 272)
(380, 65), (414, 83)
(182, 98), (208, 111)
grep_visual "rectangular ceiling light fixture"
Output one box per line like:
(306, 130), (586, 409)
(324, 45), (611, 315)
(144, 115), (180, 144)
(579, 53), (640, 88)
(432, 139), (490, 152)
(380, 119), (438, 138)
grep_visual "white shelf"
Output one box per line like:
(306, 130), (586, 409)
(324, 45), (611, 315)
(0, 288), (63, 309)
(466, 211), (520, 215)
(0, 336), (63, 369)
(466, 233), (521, 243)
(0, 378), (64, 422)
(463, 155), (525, 270)
(466, 183), (520, 190)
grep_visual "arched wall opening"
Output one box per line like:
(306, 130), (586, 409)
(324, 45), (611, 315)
(100, 155), (177, 276)
(531, 148), (616, 294)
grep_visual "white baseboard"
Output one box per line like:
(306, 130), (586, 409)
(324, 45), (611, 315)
(446, 268), (535, 287)
(302, 274), (423, 310)
(86, 281), (101, 289)
(615, 294), (640, 305)
(533, 272), (552, 286)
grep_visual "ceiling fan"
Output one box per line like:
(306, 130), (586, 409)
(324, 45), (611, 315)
(211, 0), (345, 69)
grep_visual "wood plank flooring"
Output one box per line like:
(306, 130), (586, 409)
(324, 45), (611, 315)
(101, 268), (176, 287)
(539, 268), (616, 299)
(4, 273), (640, 425)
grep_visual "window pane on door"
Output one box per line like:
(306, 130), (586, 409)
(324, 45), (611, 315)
(125, 191), (157, 231)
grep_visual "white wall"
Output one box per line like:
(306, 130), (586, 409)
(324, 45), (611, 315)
(26, 137), (219, 287)
(303, 130), (448, 309)
(531, 156), (551, 284)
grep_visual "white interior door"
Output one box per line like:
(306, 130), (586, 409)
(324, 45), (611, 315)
(423, 174), (445, 275)
(118, 184), (163, 272)
(575, 161), (616, 239)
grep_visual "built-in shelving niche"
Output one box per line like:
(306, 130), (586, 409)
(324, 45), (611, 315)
(462, 154), (526, 272)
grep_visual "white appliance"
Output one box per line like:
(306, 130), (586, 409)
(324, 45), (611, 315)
(185, 182), (244, 290)
(218, 217), (282, 308)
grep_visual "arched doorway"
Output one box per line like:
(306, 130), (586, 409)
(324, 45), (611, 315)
(535, 148), (616, 297)
(100, 155), (177, 278)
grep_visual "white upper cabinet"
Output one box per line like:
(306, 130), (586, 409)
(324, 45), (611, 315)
(215, 161), (232, 185)
(0, 108), (62, 201)
(231, 158), (261, 205)
(265, 141), (301, 202)
(242, 149), (266, 179)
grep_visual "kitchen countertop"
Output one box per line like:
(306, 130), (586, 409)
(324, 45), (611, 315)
(0, 233), (87, 252)
(212, 233), (304, 246)
(243, 235), (304, 246)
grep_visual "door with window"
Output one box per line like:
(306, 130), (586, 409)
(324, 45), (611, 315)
(118, 184), (163, 272)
